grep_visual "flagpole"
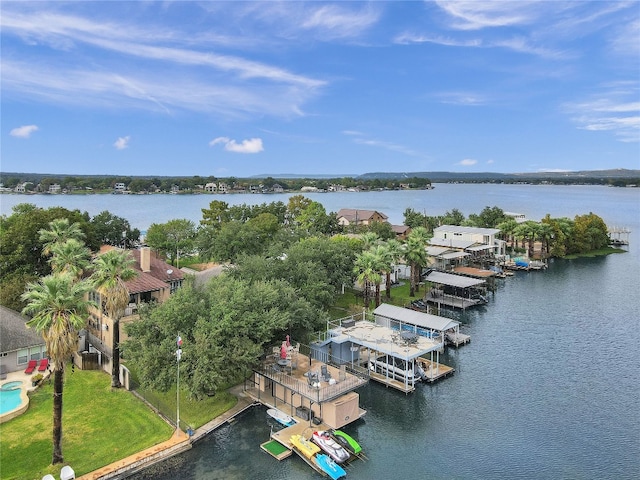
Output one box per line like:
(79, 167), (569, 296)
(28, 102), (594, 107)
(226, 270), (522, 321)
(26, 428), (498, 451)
(176, 334), (182, 431)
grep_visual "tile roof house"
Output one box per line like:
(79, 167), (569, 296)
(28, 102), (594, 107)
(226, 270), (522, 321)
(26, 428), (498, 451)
(84, 246), (184, 381)
(336, 209), (389, 227)
(0, 306), (46, 375)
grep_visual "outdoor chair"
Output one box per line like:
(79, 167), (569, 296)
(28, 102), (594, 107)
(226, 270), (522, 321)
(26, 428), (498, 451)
(38, 358), (49, 372)
(25, 359), (38, 374)
(321, 364), (331, 382)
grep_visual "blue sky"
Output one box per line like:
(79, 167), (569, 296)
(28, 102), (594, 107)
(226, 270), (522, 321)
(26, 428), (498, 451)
(1, 1), (639, 177)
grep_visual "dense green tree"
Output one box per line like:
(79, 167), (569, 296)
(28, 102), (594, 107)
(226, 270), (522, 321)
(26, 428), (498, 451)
(200, 200), (230, 228)
(570, 213), (609, 253)
(467, 206), (507, 228)
(146, 219), (197, 267)
(0, 205), (94, 308)
(124, 276), (320, 399)
(22, 273), (94, 464)
(90, 211), (140, 247)
(439, 208), (466, 226)
(365, 220), (396, 240)
(403, 208), (427, 228)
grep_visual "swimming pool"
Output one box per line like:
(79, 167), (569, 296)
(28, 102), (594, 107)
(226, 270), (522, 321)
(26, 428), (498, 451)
(0, 381), (24, 415)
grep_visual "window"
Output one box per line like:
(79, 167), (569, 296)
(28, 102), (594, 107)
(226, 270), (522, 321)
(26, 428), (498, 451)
(30, 347), (42, 361)
(17, 349), (28, 365)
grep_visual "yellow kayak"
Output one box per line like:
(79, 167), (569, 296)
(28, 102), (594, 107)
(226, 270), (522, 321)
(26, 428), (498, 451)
(290, 434), (321, 460)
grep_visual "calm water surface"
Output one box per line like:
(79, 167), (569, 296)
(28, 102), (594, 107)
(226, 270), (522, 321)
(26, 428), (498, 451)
(2, 184), (639, 479)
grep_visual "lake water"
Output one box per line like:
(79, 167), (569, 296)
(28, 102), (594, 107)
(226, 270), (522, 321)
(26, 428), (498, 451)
(2, 184), (639, 479)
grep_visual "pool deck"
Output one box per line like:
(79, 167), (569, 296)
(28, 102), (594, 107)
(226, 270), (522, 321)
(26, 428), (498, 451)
(0, 369), (47, 423)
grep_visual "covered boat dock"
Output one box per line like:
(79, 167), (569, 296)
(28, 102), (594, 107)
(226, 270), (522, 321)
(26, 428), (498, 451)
(372, 303), (470, 348)
(423, 269), (487, 310)
(313, 313), (451, 393)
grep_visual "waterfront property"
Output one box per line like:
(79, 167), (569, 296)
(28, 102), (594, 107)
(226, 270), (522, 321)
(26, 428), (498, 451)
(245, 343), (368, 430)
(82, 246), (184, 384)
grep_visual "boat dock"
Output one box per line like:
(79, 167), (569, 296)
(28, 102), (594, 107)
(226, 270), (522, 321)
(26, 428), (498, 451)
(417, 357), (455, 382)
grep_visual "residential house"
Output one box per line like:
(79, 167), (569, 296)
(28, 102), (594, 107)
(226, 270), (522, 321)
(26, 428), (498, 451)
(204, 182), (218, 193)
(114, 182), (127, 192)
(272, 184), (284, 193)
(391, 224), (411, 240)
(336, 208), (389, 227)
(430, 225), (506, 269)
(48, 184), (61, 194)
(84, 246), (184, 382)
(0, 306), (46, 375)
(218, 182), (229, 194)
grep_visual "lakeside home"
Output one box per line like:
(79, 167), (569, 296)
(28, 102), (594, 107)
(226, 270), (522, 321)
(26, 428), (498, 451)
(82, 246), (184, 383)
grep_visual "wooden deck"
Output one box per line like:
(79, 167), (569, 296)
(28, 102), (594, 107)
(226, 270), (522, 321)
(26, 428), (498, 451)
(426, 292), (481, 310)
(417, 357), (455, 382)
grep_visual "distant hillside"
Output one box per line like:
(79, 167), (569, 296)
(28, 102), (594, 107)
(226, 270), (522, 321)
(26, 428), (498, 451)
(357, 169), (640, 181)
(1, 169), (638, 182)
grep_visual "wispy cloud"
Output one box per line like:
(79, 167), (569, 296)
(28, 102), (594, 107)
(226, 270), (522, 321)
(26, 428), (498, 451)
(10, 124), (38, 138)
(209, 137), (264, 154)
(434, 1), (543, 31)
(435, 91), (489, 106)
(113, 136), (130, 150)
(299, 4), (380, 40)
(0, 7), (325, 118)
(344, 131), (424, 158)
(564, 82), (640, 143)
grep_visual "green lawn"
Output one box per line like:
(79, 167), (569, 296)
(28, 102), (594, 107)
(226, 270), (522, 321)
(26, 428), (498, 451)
(134, 383), (237, 430)
(1, 370), (182, 480)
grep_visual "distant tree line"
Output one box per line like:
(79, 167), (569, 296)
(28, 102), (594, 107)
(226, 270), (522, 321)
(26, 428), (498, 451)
(0, 174), (434, 193)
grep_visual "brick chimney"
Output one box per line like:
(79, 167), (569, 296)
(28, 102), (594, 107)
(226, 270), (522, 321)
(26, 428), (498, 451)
(140, 247), (151, 272)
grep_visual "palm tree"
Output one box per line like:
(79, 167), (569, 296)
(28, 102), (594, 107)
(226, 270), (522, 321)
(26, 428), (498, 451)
(537, 223), (554, 258)
(39, 218), (85, 257)
(360, 232), (379, 251)
(380, 239), (403, 299)
(90, 249), (137, 388)
(404, 227), (430, 297)
(353, 250), (380, 309)
(48, 238), (91, 278)
(21, 273), (93, 465)
(497, 219), (518, 250)
(368, 245), (389, 307)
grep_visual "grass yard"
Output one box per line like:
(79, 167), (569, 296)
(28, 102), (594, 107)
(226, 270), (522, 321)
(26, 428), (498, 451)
(135, 384), (237, 430)
(0, 369), (173, 480)
(328, 281), (427, 319)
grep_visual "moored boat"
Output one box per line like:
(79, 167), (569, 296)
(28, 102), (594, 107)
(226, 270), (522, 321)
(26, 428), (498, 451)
(331, 430), (362, 455)
(315, 453), (347, 479)
(267, 408), (296, 427)
(290, 434), (321, 460)
(312, 430), (350, 463)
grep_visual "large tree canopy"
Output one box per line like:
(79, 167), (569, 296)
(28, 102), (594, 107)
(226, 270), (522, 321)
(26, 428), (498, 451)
(124, 276), (320, 399)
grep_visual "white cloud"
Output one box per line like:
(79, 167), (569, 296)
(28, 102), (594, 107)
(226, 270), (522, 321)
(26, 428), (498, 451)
(209, 137), (264, 154)
(113, 136), (130, 150)
(458, 159), (478, 166)
(10, 124), (38, 138)
(564, 82), (640, 143)
(487, 159), (495, 164)
(0, 8), (325, 118)
(434, 1), (542, 31)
